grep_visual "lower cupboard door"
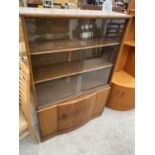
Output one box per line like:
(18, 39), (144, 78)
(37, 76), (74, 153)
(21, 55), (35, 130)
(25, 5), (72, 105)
(58, 92), (97, 132)
(93, 87), (111, 116)
(107, 84), (135, 110)
(37, 105), (57, 139)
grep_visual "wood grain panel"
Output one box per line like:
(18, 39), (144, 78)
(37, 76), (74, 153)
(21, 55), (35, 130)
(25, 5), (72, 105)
(58, 92), (97, 131)
(107, 83), (135, 110)
(112, 71), (134, 88)
(37, 106), (57, 138)
(93, 87), (110, 116)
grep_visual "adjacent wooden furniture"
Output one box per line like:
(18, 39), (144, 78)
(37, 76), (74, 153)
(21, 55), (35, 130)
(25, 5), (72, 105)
(19, 60), (38, 143)
(27, 0), (42, 7)
(107, 0), (135, 110)
(27, 0), (78, 7)
(20, 7), (131, 141)
(53, 0), (78, 4)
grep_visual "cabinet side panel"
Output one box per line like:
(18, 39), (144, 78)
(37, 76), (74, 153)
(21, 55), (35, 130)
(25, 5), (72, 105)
(21, 16), (38, 106)
(93, 87), (111, 116)
(37, 106), (57, 138)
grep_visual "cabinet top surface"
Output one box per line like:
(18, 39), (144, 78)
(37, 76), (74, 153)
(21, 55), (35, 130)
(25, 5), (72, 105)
(19, 7), (131, 19)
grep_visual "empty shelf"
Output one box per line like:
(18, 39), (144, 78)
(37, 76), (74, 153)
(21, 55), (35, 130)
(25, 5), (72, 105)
(33, 58), (113, 84)
(112, 70), (135, 88)
(29, 38), (120, 55)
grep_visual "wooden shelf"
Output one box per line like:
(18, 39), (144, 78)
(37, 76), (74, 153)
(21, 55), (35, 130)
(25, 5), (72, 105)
(112, 70), (135, 88)
(29, 39), (120, 55)
(33, 58), (113, 84)
(124, 40), (135, 47)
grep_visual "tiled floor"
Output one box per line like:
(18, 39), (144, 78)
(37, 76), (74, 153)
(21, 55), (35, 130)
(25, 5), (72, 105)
(19, 107), (135, 155)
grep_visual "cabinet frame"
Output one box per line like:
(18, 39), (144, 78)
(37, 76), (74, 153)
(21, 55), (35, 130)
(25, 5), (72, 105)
(20, 7), (131, 140)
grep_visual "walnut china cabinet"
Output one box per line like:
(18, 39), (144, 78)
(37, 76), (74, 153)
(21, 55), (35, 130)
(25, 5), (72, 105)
(20, 7), (131, 141)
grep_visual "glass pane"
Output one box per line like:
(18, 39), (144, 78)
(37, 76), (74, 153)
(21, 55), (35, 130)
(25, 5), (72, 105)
(33, 45), (118, 106)
(25, 17), (126, 106)
(25, 18), (126, 55)
(35, 75), (81, 106)
(82, 67), (112, 91)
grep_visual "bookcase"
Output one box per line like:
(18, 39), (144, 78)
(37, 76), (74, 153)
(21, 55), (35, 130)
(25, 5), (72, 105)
(20, 7), (131, 140)
(107, 0), (135, 110)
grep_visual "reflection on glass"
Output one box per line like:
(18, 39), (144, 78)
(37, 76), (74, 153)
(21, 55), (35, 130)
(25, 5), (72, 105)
(25, 18), (126, 106)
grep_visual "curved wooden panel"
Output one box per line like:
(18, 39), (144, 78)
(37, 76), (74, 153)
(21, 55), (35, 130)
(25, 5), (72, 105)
(107, 83), (135, 110)
(93, 87), (111, 116)
(58, 92), (97, 132)
(37, 105), (57, 138)
(112, 71), (135, 88)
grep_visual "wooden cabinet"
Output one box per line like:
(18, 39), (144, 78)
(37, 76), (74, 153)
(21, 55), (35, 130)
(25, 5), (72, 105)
(106, 0), (135, 110)
(20, 7), (131, 141)
(107, 82), (134, 110)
